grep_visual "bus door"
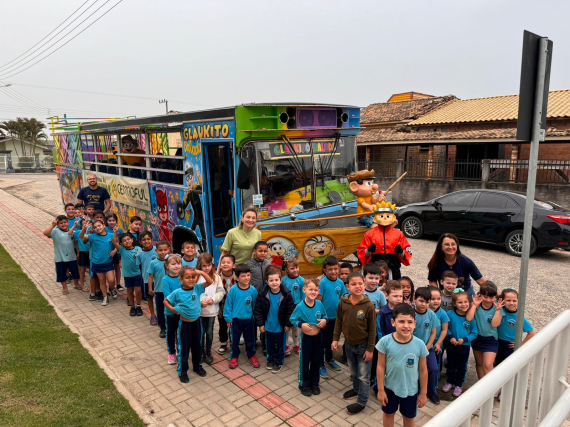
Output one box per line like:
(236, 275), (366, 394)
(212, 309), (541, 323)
(202, 141), (235, 261)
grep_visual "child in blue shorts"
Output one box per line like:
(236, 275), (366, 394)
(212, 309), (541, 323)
(69, 217), (91, 291)
(136, 231), (158, 325)
(148, 241), (169, 338)
(281, 258), (305, 355)
(377, 303), (428, 427)
(105, 213), (124, 291)
(112, 226), (142, 316)
(43, 215), (80, 294)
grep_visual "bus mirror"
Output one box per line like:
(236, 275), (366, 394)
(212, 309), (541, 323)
(237, 157), (252, 189)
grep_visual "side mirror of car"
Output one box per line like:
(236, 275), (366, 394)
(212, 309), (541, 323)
(236, 157), (251, 190)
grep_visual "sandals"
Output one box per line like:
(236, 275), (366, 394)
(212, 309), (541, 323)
(62, 289), (70, 295)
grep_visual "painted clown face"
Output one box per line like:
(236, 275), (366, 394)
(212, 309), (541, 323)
(374, 211), (396, 227)
(122, 137), (138, 153)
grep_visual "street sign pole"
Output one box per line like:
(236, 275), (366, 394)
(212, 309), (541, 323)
(514, 37), (550, 350)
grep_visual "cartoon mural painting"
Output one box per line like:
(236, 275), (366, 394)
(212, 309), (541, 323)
(112, 202), (152, 233)
(59, 168), (83, 204)
(304, 235), (345, 264)
(267, 237), (299, 267)
(148, 214), (160, 240)
(181, 161), (206, 250)
(156, 189), (175, 247)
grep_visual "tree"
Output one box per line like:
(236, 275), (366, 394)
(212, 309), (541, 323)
(0, 119), (25, 156)
(23, 118), (47, 155)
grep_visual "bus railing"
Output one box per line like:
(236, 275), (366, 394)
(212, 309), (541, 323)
(256, 212), (368, 230)
(423, 309), (570, 427)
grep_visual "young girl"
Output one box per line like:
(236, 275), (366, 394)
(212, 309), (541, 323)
(136, 231), (158, 326)
(429, 287), (449, 378)
(399, 276), (415, 307)
(375, 260), (389, 293)
(162, 255), (183, 365)
(443, 289), (478, 397)
(105, 213), (123, 292)
(281, 258), (305, 355)
(112, 226), (143, 316)
(218, 254), (237, 354)
(466, 281), (503, 380)
(69, 217), (91, 291)
(197, 253), (225, 364)
(495, 288), (535, 366)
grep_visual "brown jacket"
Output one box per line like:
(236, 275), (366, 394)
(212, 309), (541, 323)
(333, 294), (377, 352)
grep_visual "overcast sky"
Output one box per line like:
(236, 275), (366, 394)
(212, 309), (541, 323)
(1, 0), (569, 126)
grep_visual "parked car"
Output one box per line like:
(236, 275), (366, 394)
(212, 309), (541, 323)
(396, 189), (570, 256)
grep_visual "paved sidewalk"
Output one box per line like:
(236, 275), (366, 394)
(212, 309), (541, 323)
(0, 173), (467, 426)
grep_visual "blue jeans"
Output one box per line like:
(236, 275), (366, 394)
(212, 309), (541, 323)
(201, 316), (215, 355)
(345, 342), (372, 406)
(265, 331), (287, 365)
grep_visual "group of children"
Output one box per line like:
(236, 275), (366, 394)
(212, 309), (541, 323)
(47, 208), (536, 425)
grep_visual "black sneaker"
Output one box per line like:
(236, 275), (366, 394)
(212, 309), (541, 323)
(205, 354), (214, 365)
(136, 306), (143, 316)
(343, 389), (358, 400)
(95, 291), (104, 301)
(266, 360), (274, 370)
(159, 328), (166, 338)
(179, 373), (189, 383)
(129, 306), (136, 316)
(346, 403), (365, 415)
(110, 288), (118, 299)
(272, 364), (283, 374)
(194, 366), (207, 377)
(300, 386), (312, 397)
(116, 283), (124, 292)
(338, 355), (348, 364)
(89, 294), (97, 301)
(311, 384), (321, 395)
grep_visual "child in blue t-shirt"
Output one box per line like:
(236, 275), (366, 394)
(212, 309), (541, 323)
(164, 265), (214, 384)
(363, 263), (387, 312)
(495, 288), (535, 366)
(105, 213), (123, 291)
(181, 241), (198, 267)
(162, 255), (183, 366)
(317, 256), (347, 379)
(148, 241), (170, 338)
(281, 258), (305, 355)
(112, 226), (142, 317)
(69, 217), (91, 291)
(429, 287), (450, 383)
(377, 303), (428, 426)
(44, 215), (80, 294)
(135, 231), (158, 325)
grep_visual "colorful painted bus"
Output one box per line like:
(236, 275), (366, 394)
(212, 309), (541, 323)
(53, 104), (363, 275)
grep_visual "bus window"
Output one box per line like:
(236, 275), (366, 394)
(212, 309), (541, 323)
(315, 136), (357, 207)
(206, 144), (233, 236)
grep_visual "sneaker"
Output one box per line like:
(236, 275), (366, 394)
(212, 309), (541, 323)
(101, 297), (109, 306)
(194, 366), (207, 377)
(218, 345), (228, 354)
(325, 359), (342, 371)
(428, 394), (440, 405)
(338, 355), (348, 364)
(229, 358), (238, 369)
(442, 383), (454, 393)
(285, 346), (291, 356)
(168, 354), (177, 365)
(266, 360), (274, 370)
(300, 386), (312, 397)
(343, 389), (358, 400)
(95, 292), (104, 301)
(239, 337), (245, 345)
(319, 366), (329, 379)
(89, 293), (97, 301)
(129, 306), (136, 316)
(311, 384), (321, 395)
(453, 386), (463, 397)
(179, 373), (189, 383)
(249, 356), (260, 368)
(116, 283), (124, 292)
(110, 288), (118, 299)
(346, 403), (365, 415)
(204, 354), (214, 365)
(136, 306), (143, 316)
(293, 345), (300, 355)
(150, 316), (158, 326)
(159, 328), (166, 338)
(272, 364), (283, 373)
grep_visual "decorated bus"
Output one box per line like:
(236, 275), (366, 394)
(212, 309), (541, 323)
(53, 104), (366, 275)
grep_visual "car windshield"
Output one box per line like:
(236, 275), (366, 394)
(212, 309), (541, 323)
(533, 199), (567, 211)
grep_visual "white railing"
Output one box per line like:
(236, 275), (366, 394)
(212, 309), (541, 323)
(424, 310), (570, 427)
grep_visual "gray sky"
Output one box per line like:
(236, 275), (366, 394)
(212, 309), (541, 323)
(1, 0), (569, 126)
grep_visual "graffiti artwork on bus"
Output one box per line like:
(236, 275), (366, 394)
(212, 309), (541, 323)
(113, 202), (152, 233)
(59, 168), (83, 204)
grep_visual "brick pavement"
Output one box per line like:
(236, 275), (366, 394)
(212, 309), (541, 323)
(0, 173), (454, 426)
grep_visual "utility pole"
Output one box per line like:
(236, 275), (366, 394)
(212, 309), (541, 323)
(159, 99), (169, 114)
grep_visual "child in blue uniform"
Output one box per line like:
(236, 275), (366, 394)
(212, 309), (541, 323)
(69, 217), (91, 291)
(136, 231), (158, 325)
(442, 289), (477, 397)
(181, 241), (198, 267)
(363, 263), (387, 312)
(44, 215), (80, 294)
(164, 266), (214, 383)
(148, 241), (170, 338)
(224, 264), (260, 369)
(105, 213), (123, 291)
(400, 276), (415, 307)
(281, 258), (305, 355)
(162, 255), (183, 365)
(112, 226), (142, 316)
(377, 303), (428, 427)
(378, 281), (403, 339)
(290, 278), (328, 397)
(317, 256), (347, 379)
(429, 287), (449, 383)
(412, 287), (440, 405)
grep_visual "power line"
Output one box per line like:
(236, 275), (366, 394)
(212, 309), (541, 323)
(0, 86), (47, 111)
(0, 104), (132, 116)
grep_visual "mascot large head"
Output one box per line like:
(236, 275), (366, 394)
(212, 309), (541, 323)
(373, 201), (397, 227)
(121, 135), (139, 154)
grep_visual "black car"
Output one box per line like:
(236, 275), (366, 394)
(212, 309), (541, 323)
(396, 189), (570, 256)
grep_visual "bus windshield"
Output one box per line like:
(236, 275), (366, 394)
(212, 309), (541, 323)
(240, 137), (357, 219)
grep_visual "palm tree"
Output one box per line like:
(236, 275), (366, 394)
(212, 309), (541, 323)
(0, 119), (24, 156)
(23, 118), (47, 155)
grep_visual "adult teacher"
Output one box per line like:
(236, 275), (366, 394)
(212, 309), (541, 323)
(77, 173), (112, 214)
(218, 208), (261, 268)
(427, 233), (487, 299)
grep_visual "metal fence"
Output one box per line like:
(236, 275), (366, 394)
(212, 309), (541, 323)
(0, 154), (55, 172)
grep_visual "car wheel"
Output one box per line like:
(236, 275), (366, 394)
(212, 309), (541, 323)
(504, 230), (537, 257)
(401, 216), (424, 239)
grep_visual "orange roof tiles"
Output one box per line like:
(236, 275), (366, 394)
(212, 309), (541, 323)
(362, 95), (456, 124)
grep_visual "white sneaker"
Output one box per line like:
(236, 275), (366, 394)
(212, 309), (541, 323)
(101, 297), (109, 306)
(239, 337), (245, 345)
(110, 288), (118, 299)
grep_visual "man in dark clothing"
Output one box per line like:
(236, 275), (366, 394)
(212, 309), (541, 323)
(77, 173), (111, 214)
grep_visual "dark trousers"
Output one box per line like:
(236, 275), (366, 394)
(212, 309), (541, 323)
(346, 342), (372, 406)
(426, 348), (439, 399)
(231, 318), (256, 359)
(495, 339), (513, 367)
(300, 332), (323, 387)
(155, 292), (166, 330)
(322, 318), (336, 364)
(201, 316), (215, 355)
(166, 314), (180, 355)
(218, 315), (229, 344)
(177, 319), (202, 377)
(266, 331), (287, 365)
(370, 347), (379, 385)
(446, 344), (470, 387)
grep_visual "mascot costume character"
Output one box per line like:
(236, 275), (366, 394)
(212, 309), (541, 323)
(119, 135), (145, 166)
(357, 201), (412, 280)
(347, 169), (384, 227)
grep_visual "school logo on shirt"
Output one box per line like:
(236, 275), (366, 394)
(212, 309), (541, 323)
(356, 310), (364, 319)
(463, 321), (471, 331)
(245, 297), (252, 307)
(335, 286), (341, 296)
(508, 319), (516, 329)
(315, 311), (322, 320)
(487, 315), (493, 324)
(404, 354), (416, 368)
(191, 293), (197, 301)
(293, 284), (299, 291)
(424, 320), (431, 329)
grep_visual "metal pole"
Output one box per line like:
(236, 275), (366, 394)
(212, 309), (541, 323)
(515, 37), (549, 350)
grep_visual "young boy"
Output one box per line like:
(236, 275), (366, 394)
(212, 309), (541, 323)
(363, 263), (387, 312)
(413, 287), (441, 405)
(254, 265), (295, 373)
(181, 241), (198, 267)
(217, 254), (237, 354)
(112, 227), (143, 316)
(128, 215), (142, 244)
(85, 203), (96, 219)
(378, 280), (403, 339)
(440, 271), (458, 312)
(148, 241), (170, 338)
(224, 264), (260, 369)
(377, 303), (428, 427)
(247, 241), (271, 292)
(317, 256), (347, 378)
(69, 218), (90, 291)
(281, 258), (305, 355)
(429, 287), (450, 383)
(64, 203), (77, 229)
(339, 262), (353, 285)
(332, 273), (376, 415)
(75, 203), (85, 219)
(290, 278), (328, 396)
(44, 216), (80, 294)
(136, 231), (158, 325)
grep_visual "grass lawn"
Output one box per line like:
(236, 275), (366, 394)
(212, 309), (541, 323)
(0, 244), (145, 427)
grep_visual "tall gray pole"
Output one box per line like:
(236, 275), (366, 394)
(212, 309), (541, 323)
(514, 37), (549, 350)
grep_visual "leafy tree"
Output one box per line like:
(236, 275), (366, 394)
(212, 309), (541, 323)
(23, 118), (47, 155)
(0, 117), (47, 156)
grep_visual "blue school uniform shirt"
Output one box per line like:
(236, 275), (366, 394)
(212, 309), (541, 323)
(413, 309), (440, 347)
(166, 285), (205, 321)
(181, 257), (197, 268)
(474, 305), (498, 339)
(106, 227), (124, 236)
(290, 299), (327, 327)
(87, 232), (114, 265)
(265, 291), (282, 333)
(49, 228), (77, 262)
(378, 304), (396, 339)
(498, 308), (533, 342)
(364, 288), (387, 311)
(135, 247), (157, 283)
(66, 217), (77, 229)
(433, 307), (450, 343)
(162, 274), (183, 315)
(376, 334), (429, 398)
(118, 246), (141, 278)
(73, 229), (90, 252)
(282, 275), (305, 305)
(319, 277), (347, 319)
(447, 310), (478, 345)
(148, 258), (167, 293)
(223, 285), (258, 322)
